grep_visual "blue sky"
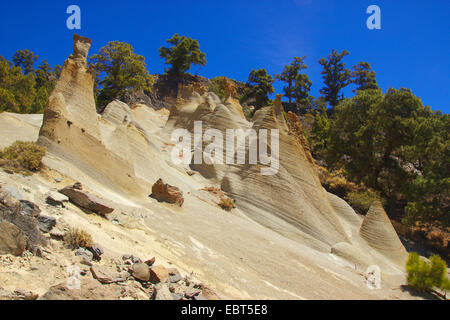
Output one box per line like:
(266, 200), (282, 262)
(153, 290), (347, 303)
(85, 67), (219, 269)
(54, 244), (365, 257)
(1, 0), (449, 112)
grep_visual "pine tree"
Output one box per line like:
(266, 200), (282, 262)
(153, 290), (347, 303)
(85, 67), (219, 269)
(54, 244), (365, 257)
(90, 41), (154, 107)
(276, 56), (312, 105)
(318, 49), (351, 107)
(159, 34), (207, 76)
(352, 62), (378, 91)
(12, 49), (39, 75)
(241, 68), (275, 111)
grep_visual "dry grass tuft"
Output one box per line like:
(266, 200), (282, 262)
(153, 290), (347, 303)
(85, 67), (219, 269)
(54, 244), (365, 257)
(64, 228), (94, 249)
(219, 196), (236, 211)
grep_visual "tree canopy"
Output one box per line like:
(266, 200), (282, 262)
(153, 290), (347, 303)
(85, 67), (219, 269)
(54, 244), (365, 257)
(12, 49), (39, 75)
(311, 87), (449, 228)
(318, 49), (351, 107)
(352, 62), (378, 92)
(241, 68), (275, 112)
(159, 34), (207, 76)
(90, 41), (154, 107)
(276, 56), (312, 106)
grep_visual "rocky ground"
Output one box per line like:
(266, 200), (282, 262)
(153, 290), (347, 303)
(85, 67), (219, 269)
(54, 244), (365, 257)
(0, 166), (433, 300)
(0, 171), (220, 301)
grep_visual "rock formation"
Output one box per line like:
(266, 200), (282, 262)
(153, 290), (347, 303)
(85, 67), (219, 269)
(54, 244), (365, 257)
(360, 201), (408, 265)
(0, 185), (47, 255)
(59, 186), (114, 215)
(164, 90), (351, 251)
(37, 35), (156, 198)
(29, 34), (410, 299)
(151, 179), (184, 206)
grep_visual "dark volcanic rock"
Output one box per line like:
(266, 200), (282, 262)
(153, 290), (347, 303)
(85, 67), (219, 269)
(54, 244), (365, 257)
(20, 200), (41, 217)
(88, 244), (104, 261)
(58, 187), (114, 215)
(37, 216), (56, 233)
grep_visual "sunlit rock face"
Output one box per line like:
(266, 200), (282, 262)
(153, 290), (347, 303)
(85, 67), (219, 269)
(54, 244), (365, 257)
(38, 35), (147, 197)
(39, 34), (100, 141)
(164, 91), (352, 252)
(360, 201), (408, 265)
(37, 35), (407, 271)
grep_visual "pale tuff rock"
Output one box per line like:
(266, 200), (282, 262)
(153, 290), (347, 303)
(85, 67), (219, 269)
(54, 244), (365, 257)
(72, 34), (92, 61)
(0, 113), (41, 149)
(20, 34), (412, 300)
(38, 35), (148, 198)
(39, 34), (99, 141)
(360, 201), (408, 265)
(165, 87), (350, 251)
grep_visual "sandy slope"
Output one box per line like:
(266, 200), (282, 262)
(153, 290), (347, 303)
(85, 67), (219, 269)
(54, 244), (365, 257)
(0, 112), (419, 300)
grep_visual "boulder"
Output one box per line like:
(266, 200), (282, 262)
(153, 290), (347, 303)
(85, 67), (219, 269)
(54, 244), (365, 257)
(151, 179), (184, 207)
(144, 257), (156, 266)
(91, 265), (126, 284)
(76, 247), (94, 264)
(58, 187), (114, 215)
(131, 263), (150, 282)
(87, 244), (103, 261)
(185, 287), (202, 299)
(0, 221), (27, 256)
(73, 182), (83, 190)
(46, 191), (69, 207)
(0, 192), (46, 252)
(149, 265), (169, 284)
(0, 185), (21, 209)
(37, 216), (56, 233)
(122, 254), (141, 264)
(19, 200), (41, 217)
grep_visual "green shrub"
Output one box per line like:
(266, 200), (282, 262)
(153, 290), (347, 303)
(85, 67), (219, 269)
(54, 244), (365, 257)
(406, 252), (450, 292)
(208, 77), (226, 101)
(0, 141), (46, 174)
(345, 189), (382, 214)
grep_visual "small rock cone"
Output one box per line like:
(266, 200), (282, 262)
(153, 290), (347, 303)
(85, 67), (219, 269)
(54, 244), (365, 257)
(360, 201), (408, 265)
